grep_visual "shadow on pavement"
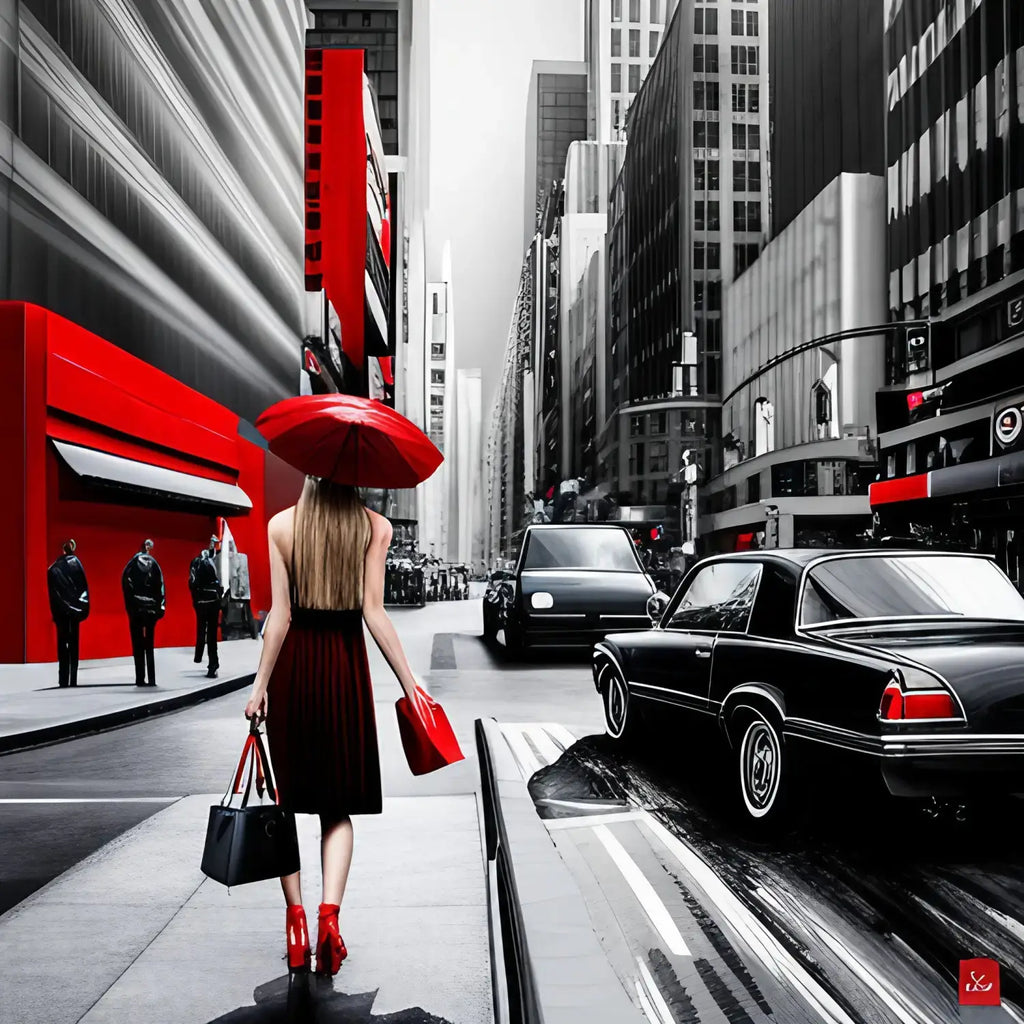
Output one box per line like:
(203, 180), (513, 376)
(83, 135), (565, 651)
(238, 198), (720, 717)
(207, 973), (453, 1023)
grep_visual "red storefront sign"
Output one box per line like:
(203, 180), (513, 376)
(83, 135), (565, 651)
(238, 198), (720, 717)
(959, 958), (1000, 1006)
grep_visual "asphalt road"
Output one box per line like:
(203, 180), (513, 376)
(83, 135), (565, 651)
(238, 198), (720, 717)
(3, 601), (1023, 1023)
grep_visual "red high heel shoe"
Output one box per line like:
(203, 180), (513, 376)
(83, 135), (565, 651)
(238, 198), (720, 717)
(315, 903), (347, 975)
(286, 905), (311, 972)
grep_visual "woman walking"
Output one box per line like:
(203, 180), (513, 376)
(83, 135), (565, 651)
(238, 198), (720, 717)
(243, 477), (426, 976)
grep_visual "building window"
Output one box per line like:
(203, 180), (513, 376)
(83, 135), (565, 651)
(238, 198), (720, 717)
(612, 0), (622, 22)
(649, 441), (668, 473)
(649, 31), (660, 57)
(733, 160), (746, 191)
(432, 293), (439, 314)
(733, 200), (761, 232)
(651, 412), (667, 434)
(430, 394), (444, 409)
(630, 414), (645, 436)
(629, 29), (640, 56)
(629, 443), (645, 476)
(732, 83), (759, 112)
(693, 44), (719, 73)
(629, 0), (640, 22)
(693, 120), (720, 149)
(731, 9), (744, 34)
(651, 0), (660, 21)
(430, 369), (444, 384)
(746, 10), (759, 35)
(695, 200), (720, 231)
(731, 45), (758, 74)
(694, 8), (718, 34)
(611, 27), (621, 56)
(430, 341), (445, 359)
(732, 122), (760, 151)
(611, 98), (622, 132)
(611, 63), (622, 93)
(694, 81), (720, 110)
(628, 63), (640, 93)
(734, 242), (759, 272)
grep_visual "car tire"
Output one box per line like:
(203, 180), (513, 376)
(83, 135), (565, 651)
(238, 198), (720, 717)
(734, 709), (790, 830)
(599, 660), (642, 746)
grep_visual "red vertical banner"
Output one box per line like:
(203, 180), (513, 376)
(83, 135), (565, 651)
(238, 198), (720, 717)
(321, 48), (368, 373)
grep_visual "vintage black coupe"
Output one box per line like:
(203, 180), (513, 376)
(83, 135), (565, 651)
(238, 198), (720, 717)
(483, 524), (655, 652)
(593, 549), (1024, 826)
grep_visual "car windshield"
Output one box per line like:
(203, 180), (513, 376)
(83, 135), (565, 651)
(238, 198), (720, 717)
(800, 555), (1024, 626)
(522, 528), (640, 572)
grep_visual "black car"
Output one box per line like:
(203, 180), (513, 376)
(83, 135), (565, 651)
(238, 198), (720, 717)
(593, 549), (1024, 827)
(483, 525), (655, 652)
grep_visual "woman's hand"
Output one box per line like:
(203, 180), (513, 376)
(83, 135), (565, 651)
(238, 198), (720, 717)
(244, 689), (268, 723)
(404, 680), (432, 722)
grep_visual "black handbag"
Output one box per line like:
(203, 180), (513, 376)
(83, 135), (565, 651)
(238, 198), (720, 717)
(200, 720), (300, 886)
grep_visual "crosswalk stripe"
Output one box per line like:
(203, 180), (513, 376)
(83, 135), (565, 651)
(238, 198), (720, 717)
(499, 726), (544, 778)
(593, 823), (691, 957)
(524, 725), (564, 765)
(544, 722), (577, 749)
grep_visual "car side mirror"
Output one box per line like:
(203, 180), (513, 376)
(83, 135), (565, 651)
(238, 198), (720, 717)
(647, 591), (670, 627)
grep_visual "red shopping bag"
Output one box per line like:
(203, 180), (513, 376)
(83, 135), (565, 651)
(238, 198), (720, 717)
(395, 687), (465, 775)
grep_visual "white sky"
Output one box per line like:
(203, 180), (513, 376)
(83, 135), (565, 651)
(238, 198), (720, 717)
(427, 0), (584, 413)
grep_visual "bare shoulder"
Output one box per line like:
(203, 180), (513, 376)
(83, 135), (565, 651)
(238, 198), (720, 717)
(268, 506), (296, 544)
(365, 508), (393, 545)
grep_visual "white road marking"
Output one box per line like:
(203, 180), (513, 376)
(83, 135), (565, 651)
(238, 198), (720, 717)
(0, 797), (178, 804)
(641, 815), (855, 1024)
(544, 722), (577, 749)
(635, 956), (675, 1024)
(524, 724), (564, 764)
(499, 725), (544, 778)
(592, 823), (691, 957)
(545, 810), (647, 830)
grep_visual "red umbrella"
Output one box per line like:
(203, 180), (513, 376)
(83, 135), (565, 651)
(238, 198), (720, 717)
(255, 395), (443, 488)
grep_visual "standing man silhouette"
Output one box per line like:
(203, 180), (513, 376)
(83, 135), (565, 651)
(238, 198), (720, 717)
(122, 539), (165, 686)
(189, 534), (222, 678)
(47, 539), (90, 687)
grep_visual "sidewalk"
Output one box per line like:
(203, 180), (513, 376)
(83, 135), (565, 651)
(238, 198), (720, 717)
(0, 642), (260, 752)
(0, 794), (491, 1024)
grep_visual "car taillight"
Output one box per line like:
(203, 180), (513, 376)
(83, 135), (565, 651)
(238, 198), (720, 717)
(879, 671), (958, 720)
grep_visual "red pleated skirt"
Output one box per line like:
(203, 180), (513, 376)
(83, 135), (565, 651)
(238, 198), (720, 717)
(266, 607), (382, 816)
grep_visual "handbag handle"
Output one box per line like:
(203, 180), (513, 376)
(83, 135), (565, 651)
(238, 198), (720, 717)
(221, 721), (279, 807)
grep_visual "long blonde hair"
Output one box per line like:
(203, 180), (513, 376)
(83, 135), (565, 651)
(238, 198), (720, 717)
(292, 477), (371, 609)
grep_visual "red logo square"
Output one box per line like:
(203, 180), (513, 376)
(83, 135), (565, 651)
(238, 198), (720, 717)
(959, 959), (1000, 1006)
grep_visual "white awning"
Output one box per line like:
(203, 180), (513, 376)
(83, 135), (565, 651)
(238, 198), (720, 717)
(52, 440), (253, 510)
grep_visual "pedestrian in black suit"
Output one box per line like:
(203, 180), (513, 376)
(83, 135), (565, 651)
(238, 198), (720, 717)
(122, 539), (165, 686)
(189, 535), (222, 678)
(47, 539), (90, 687)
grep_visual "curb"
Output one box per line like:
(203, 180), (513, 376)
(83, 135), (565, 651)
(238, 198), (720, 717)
(0, 672), (255, 755)
(475, 717), (645, 1024)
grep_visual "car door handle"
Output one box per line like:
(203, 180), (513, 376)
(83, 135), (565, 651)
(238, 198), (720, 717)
(694, 648), (711, 659)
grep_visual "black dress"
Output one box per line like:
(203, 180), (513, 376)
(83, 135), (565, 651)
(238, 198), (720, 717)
(265, 560), (382, 817)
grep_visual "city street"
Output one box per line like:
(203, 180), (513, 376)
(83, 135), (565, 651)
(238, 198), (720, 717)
(2, 600), (1023, 1022)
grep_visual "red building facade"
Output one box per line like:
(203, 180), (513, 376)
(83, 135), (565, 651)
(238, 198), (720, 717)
(1, 303), (301, 663)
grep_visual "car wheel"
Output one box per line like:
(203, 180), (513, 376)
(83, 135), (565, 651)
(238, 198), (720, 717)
(482, 603), (496, 641)
(735, 711), (789, 828)
(599, 660), (641, 745)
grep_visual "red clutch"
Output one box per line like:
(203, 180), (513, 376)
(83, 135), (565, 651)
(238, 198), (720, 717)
(395, 687), (465, 775)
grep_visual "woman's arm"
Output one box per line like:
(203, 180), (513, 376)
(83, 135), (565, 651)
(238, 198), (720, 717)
(362, 515), (423, 701)
(244, 515), (292, 721)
